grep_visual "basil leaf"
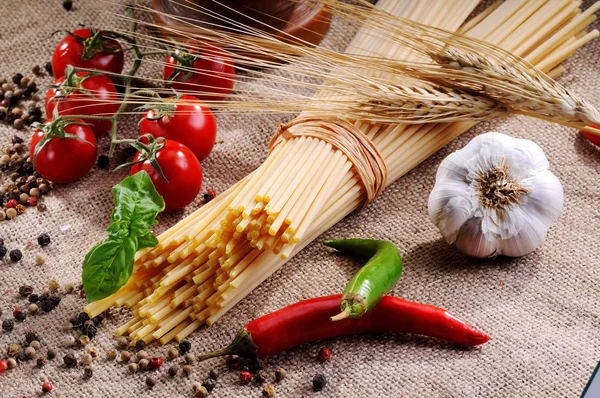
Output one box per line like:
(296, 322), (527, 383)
(82, 237), (137, 303)
(111, 171), (164, 237)
(82, 171), (164, 303)
(137, 231), (159, 249)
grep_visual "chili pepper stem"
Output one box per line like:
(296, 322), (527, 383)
(330, 308), (350, 321)
(197, 328), (258, 361)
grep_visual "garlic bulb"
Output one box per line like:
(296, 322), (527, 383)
(428, 132), (564, 258)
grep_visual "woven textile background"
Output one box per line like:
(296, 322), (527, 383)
(1, 1), (599, 397)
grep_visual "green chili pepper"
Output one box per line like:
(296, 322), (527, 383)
(324, 238), (402, 321)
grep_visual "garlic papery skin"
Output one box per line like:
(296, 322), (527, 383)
(428, 132), (564, 258)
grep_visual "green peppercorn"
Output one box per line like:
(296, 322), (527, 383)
(83, 367), (93, 379)
(7, 344), (20, 357)
(263, 385), (276, 397)
(48, 280), (59, 293)
(64, 283), (75, 293)
(37, 356), (47, 367)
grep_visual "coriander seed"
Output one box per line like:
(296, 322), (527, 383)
(29, 340), (41, 350)
(136, 350), (149, 360)
(25, 346), (36, 359)
(116, 337), (128, 350)
(120, 351), (131, 363)
(167, 347), (179, 360)
(63, 335), (76, 347)
(128, 362), (139, 373)
(28, 303), (39, 314)
(184, 353), (195, 365)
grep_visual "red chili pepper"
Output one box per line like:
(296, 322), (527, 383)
(199, 295), (489, 360)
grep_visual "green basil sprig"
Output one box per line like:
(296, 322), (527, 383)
(82, 171), (165, 303)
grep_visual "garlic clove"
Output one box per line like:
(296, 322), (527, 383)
(454, 217), (498, 258)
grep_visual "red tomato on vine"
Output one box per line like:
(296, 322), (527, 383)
(129, 138), (203, 212)
(139, 95), (217, 162)
(29, 119), (97, 184)
(52, 28), (125, 79)
(163, 41), (235, 102)
(45, 68), (120, 137)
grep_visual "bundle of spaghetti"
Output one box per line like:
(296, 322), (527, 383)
(85, 0), (600, 345)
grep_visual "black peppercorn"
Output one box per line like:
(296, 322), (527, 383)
(97, 155), (109, 169)
(249, 358), (264, 372)
(63, 0), (73, 10)
(179, 340), (191, 353)
(49, 295), (61, 307)
(45, 62), (53, 76)
(28, 293), (39, 303)
(37, 233), (51, 247)
(78, 312), (90, 325)
(64, 353), (77, 368)
(146, 376), (156, 388)
(40, 300), (54, 313)
(2, 318), (14, 332)
(14, 309), (26, 321)
(312, 374), (327, 391)
(19, 285), (34, 297)
(168, 366), (178, 377)
(9, 249), (22, 262)
(25, 332), (40, 344)
(11, 135), (24, 144)
(0, 107), (6, 121)
(83, 323), (97, 339)
(0, 245), (7, 259)
(17, 349), (27, 362)
(202, 378), (216, 392)
(6, 93), (18, 107)
(92, 315), (103, 325)
(12, 73), (23, 85)
(47, 348), (57, 360)
(38, 292), (49, 302)
(83, 367), (93, 379)
(135, 340), (145, 351)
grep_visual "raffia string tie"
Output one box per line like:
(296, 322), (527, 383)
(269, 116), (387, 206)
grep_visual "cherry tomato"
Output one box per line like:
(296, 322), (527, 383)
(30, 120), (97, 184)
(130, 140), (202, 212)
(582, 125), (600, 146)
(139, 95), (217, 162)
(163, 41), (235, 101)
(52, 28), (124, 79)
(45, 72), (120, 137)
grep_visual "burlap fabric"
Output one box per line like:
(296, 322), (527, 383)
(1, 1), (599, 397)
